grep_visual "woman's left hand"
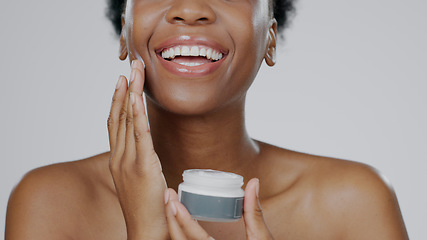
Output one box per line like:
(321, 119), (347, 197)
(164, 178), (274, 240)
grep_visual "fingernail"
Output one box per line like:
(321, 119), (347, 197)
(164, 189), (169, 204)
(131, 59), (138, 68)
(116, 76), (123, 89)
(130, 68), (136, 83)
(130, 92), (135, 105)
(169, 201), (177, 216)
(140, 59), (146, 69)
(255, 179), (260, 198)
(209, 237), (215, 240)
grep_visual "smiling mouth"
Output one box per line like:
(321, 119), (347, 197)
(159, 45), (225, 67)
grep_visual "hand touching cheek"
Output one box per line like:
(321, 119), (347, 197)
(108, 60), (169, 240)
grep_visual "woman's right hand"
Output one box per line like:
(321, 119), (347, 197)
(107, 60), (169, 240)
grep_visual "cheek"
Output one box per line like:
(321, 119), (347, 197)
(125, 2), (165, 62)
(221, 2), (269, 61)
(219, 7), (269, 94)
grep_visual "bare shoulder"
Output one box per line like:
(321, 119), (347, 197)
(307, 155), (408, 239)
(5, 152), (114, 239)
(257, 142), (408, 239)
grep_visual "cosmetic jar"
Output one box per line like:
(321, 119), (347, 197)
(178, 169), (244, 222)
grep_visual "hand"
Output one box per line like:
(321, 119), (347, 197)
(165, 178), (274, 240)
(107, 60), (168, 240)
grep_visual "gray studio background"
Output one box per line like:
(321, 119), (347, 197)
(1, 0), (426, 239)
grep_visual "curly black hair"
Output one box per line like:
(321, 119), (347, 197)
(106, 0), (296, 37)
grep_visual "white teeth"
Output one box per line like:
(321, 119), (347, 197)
(160, 45), (224, 62)
(206, 48), (212, 60)
(181, 46), (190, 56)
(174, 47), (180, 55)
(169, 48), (174, 59)
(212, 51), (218, 60)
(190, 46), (199, 56)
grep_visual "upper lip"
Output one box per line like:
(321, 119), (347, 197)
(154, 35), (229, 55)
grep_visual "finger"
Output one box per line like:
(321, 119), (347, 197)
(167, 188), (179, 202)
(165, 189), (187, 240)
(243, 178), (274, 240)
(107, 75), (127, 151)
(128, 60), (145, 97)
(107, 76), (128, 170)
(122, 60), (145, 165)
(111, 74), (131, 167)
(131, 83), (160, 172)
(122, 91), (136, 165)
(166, 189), (213, 240)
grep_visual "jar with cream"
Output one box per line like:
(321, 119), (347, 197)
(178, 169), (245, 222)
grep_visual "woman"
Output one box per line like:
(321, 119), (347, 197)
(5, 0), (409, 239)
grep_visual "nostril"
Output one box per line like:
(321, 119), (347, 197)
(173, 16), (185, 22)
(166, 3), (217, 25)
(172, 16), (210, 24)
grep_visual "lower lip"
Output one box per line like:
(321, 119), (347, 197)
(156, 54), (226, 78)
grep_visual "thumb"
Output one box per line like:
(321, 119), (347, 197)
(243, 178), (274, 240)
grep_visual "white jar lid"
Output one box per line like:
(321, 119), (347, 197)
(182, 169), (243, 188)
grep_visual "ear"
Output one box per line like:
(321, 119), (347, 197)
(119, 14), (128, 61)
(264, 19), (277, 67)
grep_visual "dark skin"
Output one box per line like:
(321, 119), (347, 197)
(6, 0), (408, 239)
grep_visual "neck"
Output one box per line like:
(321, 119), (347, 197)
(147, 97), (259, 190)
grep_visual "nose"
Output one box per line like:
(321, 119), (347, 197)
(165, 0), (216, 25)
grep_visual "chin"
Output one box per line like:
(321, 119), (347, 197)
(145, 88), (227, 117)
(143, 71), (236, 116)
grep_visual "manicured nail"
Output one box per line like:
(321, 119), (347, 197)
(130, 68), (136, 83)
(169, 201), (177, 216)
(116, 76), (123, 89)
(164, 189), (169, 204)
(130, 92), (135, 105)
